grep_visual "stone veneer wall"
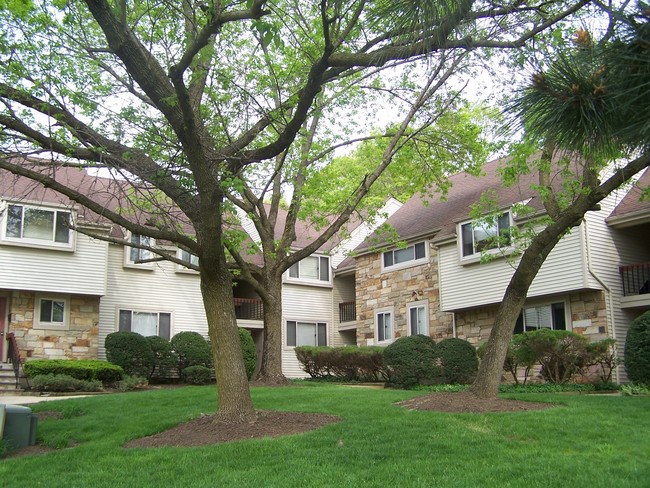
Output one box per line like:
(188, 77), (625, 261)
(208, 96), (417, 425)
(454, 289), (609, 346)
(354, 248), (453, 346)
(8, 291), (100, 360)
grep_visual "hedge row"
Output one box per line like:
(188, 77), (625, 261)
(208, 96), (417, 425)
(294, 346), (387, 381)
(24, 359), (124, 384)
(104, 329), (257, 382)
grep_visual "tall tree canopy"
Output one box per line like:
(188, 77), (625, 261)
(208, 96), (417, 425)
(0, 0), (592, 421)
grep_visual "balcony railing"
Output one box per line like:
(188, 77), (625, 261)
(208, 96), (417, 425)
(620, 262), (650, 297)
(234, 298), (263, 321)
(339, 301), (356, 323)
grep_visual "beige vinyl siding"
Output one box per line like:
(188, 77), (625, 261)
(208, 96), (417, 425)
(98, 244), (207, 359)
(0, 232), (108, 296)
(281, 283), (334, 378)
(439, 226), (589, 312)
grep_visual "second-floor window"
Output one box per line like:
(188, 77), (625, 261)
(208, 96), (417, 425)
(288, 255), (330, 283)
(2, 203), (72, 248)
(382, 242), (426, 270)
(460, 212), (511, 257)
(125, 233), (154, 268)
(177, 249), (199, 272)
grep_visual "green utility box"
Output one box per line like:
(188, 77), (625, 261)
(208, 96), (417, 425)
(2, 404), (37, 451)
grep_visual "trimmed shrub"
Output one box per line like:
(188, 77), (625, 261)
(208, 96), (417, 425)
(433, 338), (479, 384)
(625, 311), (650, 386)
(478, 335), (537, 385)
(383, 335), (439, 389)
(31, 374), (103, 392)
(105, 331), (154, 378)
(295, 346), (386, 381)
(587, 338), (621, 383)
(238, 328), (257, 380)
(146, 335), (178, 380)
(171, 331), (213, 376)
(24, 359), (123, 384)
(182, 365), (213, 385)
(519, 329), (590, 384)
(116, 375), (149, 392)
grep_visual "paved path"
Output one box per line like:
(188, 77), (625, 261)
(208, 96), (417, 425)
(0, 394), (92, 405)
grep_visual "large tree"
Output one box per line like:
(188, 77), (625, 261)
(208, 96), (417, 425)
(0, 0), (591, 419)
(471, 5), (650, 398)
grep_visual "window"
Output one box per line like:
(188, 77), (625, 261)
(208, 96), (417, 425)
(118, 309), (171, 339)
(2, 202), (72, 248)
(514, 302), (566, 334)
(408, 301), (428, 336)
(375, 309), (393, 343)
(177, 249), (199, 272)
(125, 233), (153, 267)
(36, 295), (69, 329)
(460, 213), (511, 257)
(286, 320), (327, 347)
(288, 256), (330, 283)
(383, 242), (426, 270)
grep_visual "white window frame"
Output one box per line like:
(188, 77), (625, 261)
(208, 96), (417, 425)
(124, 232), (155, 269)
(381, 241), (428, 272)
(117, 308), (172, 339)
(375, 307), (394, 344)
(176, 248), (199, 273)
(286, 255), (331, 286)
(285, 320), (328, 347)
(459, 212), (512, 261)
(407, 300), (429, 336)
(515, 300), (570, 334)
(36, 294), (70, 330)
(1, 200), (75, 251)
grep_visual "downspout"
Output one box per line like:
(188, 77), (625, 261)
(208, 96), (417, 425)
(452, 312), (457, 338)
(583, 218), (619, 383)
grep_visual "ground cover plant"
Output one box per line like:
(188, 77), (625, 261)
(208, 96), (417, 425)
(2, 384), (648, 487)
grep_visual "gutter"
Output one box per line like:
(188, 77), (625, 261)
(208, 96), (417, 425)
(583, 218), (619, 383)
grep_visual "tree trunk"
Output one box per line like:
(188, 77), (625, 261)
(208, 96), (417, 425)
(469, 225), (570, 399)
(201, 265), (257, 423)
(254, 277), (289, 384)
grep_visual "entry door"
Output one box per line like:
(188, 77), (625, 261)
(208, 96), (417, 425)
(0, 297), (6, 359)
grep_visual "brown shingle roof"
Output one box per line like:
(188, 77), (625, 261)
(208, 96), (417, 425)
(607, 167), (650, 221)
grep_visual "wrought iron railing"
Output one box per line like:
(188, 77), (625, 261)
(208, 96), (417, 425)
(339, 301), (356, 323)
(6, 332), (28, 389)
(620, 262), (650, 297)
(234, 297), (264, 321)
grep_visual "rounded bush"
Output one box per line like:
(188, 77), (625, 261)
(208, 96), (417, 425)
(105, 332), (154, 378)
(146, 335), (178, 380)
(238, 328), (257, 380)
(182, 365), (213, 385)
(171, 331), (212, 375)
(433, 338), (479, 384)
(625, 310), (650, 385)
(383, 335), (438, 389)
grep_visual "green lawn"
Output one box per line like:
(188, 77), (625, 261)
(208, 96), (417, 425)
(2, 384), (648, 487)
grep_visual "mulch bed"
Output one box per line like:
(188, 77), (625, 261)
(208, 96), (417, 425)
(124, 410), (341, 448)
(397, 391), (556, 413)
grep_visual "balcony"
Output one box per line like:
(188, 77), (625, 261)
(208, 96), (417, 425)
(339, 301), (356, 323)
(234, 297), (263, 321)
(619, 263), (650, 309)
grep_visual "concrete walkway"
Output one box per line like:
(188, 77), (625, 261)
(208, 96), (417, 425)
(0, 394), (93, 405)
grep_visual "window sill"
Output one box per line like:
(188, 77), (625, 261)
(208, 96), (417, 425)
(283, 278), (332, 288)
(459, 247), (515, 266)
(381, 258), (428, 274)
(0, 239), (74, 252)
(123, 263), (155, 271)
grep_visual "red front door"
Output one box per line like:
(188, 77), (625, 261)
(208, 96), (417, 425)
(0, 298), (6, 359)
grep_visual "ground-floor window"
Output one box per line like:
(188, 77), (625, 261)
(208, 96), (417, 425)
(118, 309), (171, 339)
(408, 301), (428, 336)
(514, 301), (566, 333)
(286, 320), (327, 347)
(375, 309), (393, 343)
(37, 295), (69, 329)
